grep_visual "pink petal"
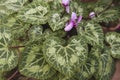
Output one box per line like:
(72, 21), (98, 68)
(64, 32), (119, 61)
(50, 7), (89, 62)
(77, 16), (82, 24)
(64, 21), (74, 31)
(66, 6), (70, 13)
(89, 12), (95, 18)
(62, 0), (70, 6)
(118, 26), (120, 30)
(71, 12), (77, 21)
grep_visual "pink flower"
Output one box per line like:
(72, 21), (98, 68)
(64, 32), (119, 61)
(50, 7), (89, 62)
(64, 12), (82, 31)
(62, 0), (70, 13)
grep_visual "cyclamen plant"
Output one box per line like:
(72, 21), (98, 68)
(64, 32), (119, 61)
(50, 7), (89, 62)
(0, 0), (120, 80)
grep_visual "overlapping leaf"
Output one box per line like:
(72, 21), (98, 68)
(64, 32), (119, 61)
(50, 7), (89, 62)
(96, 9), (119, 23)
(43, 36), (88, 77)
(0, 27), (18, 72)
(0, 0), (27, 16)
(10, 20), (30, 41)
(105, 32), (120, 59)
(78, 23), (104, 47)
(19, 42), (56, 79)
(48, 12), (69, 31)
(28, 25), (43, 40)
(74, 47), (100, 80)
(94, 49), (115, 80)
(48, 0), (69, 31)
(17, 1), (49, 25)
(70, 1), (83, 15)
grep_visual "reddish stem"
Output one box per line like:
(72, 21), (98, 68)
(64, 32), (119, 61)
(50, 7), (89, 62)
(7, 70), (18, 80)
(9, 46), (25, 49)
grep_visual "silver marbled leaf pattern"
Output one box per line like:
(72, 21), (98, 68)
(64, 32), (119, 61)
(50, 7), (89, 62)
(78, 23), (104, 48)
(105, 32), (120, 59)
(94, 49), (115, 80)
(17, 1), (49, 25)
(0, 27), (18, 72)
(19, 44), (56, 79)
(43, 36), (88, 77)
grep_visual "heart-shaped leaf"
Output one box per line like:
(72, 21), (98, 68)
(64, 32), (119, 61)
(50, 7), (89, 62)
(19, 42), (56, 79)
(43, 36), (88, 77)
(17, 1), (49, 25)
(0, 0), (27, 16)
(0, 27), (18, 72)
(94, 49), (115, 80)
(78, 23), (104, 47)
(74, 47), (100, 80)
(105, 32), (120, 59)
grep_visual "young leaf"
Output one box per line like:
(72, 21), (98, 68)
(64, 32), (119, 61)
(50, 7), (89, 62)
(28, 25), (43, 40)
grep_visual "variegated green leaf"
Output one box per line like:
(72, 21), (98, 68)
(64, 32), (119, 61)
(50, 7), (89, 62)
(78, 23), (104, 47)
(17, 1), (49, 25)
(0, 0), (27, 16)
(94, 49), (115, 80)
(48, 12), (69, 31)
(10, 20), (30, 40)
(105, 32), (120, 59)
(49, 0), (63, 12)
(74, 47), (100, 80)
(43, 36), (88, 77)
(19, 43), (56, 79)
(70, 1), (83, 15)
(48, 0), (69, 31)
(0, 27), (18, 72)
(96, 9), (119, 23)
(28, 25), (43, 40)
(43, 29), (66, 40)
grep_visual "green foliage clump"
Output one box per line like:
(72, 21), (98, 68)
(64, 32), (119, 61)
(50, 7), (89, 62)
(0, 0), (120, 80)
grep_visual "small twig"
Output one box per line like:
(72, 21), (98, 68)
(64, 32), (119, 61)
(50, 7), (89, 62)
(17, 48), (21, 64)
(7, 70), (18, 80)
(9, 46), (25, 49)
